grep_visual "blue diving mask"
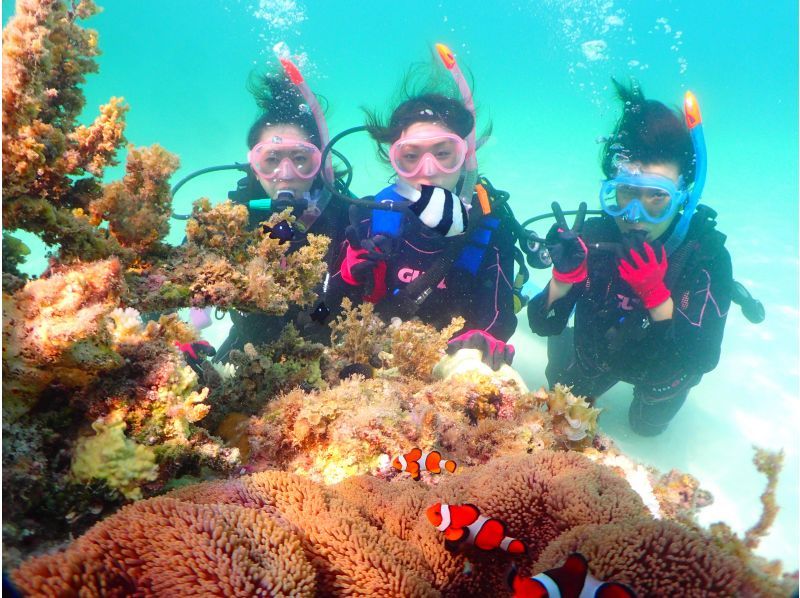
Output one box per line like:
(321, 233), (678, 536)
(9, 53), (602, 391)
(599, 165), (687, 225)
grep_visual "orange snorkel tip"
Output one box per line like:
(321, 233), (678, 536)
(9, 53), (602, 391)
(280, 57), (304, 85)
(435, 43), (457, 70)
(684, 91), (702, 129)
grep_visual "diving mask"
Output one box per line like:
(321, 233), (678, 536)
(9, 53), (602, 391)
(248, 136), (322, 180)
(389, 132), (467, 178)
(599, 165), (687, 224)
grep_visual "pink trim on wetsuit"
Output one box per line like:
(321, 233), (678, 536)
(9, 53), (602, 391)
(675, 269), (729, 327)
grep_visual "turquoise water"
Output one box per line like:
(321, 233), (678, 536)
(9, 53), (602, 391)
(5, 0), (798, 569)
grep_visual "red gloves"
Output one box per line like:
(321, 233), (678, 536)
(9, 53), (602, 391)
(175, 340), (216, 378)
(340, 240), (388, 303)
(618, 242), (670, 309)
(447, 329), (515, 370)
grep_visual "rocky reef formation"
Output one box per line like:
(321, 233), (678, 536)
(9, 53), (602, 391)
(1, 0), (327, 565)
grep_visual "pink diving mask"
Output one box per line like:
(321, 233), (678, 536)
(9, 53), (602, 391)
(389, 132), (467, 178)
(248, 135), (322, 180)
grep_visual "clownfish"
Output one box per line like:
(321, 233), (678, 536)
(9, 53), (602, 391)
(508, 553), (636, 598)
(393, 448), (457, 481)
(426, 502), (527, 555)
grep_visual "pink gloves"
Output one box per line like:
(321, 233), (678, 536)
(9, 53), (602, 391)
(618, 242), (670, 309)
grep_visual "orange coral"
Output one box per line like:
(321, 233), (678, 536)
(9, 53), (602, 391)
(12, 497), (317, 597)
(2, 0), (130, 259)
(88, 144), (179, 251)
(16, 451), (781, 596)
(537, 519), (747, 596)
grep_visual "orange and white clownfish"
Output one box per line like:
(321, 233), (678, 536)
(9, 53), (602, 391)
(426, 502), (526, 555)
(508, 553), (636, 598)
(393, 448), (457, 481)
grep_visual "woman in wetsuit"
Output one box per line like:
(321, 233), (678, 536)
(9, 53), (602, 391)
(528, 79), (733, 436)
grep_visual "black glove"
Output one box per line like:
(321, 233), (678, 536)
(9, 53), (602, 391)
(546, 202), (588, 283)
(616, 229), (652, 260)
(343, 205), (393, 298)
(545, 201), (587, 271)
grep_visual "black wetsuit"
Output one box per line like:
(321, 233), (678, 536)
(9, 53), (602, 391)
(214, 173), (349, 361)
(325, 184), (518, 342)
(528, 209), (732, 435)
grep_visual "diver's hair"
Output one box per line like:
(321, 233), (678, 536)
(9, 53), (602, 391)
(602, 78), (695, 184)
(246, 71), (325, 149)
(364, 60), (488, 162)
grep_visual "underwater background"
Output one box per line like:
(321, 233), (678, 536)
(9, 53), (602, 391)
(3, 0), (798, 571)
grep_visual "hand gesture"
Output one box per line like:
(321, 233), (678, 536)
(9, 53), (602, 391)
(617, 238), (670, 309)
(546, 201), (589, 284)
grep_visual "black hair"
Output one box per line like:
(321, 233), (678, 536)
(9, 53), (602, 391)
(602, 78), (695, 184)
(364, 61), (485, 162)
(246, 71), (324, 150)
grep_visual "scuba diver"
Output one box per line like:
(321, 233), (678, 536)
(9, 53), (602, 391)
(171, 59), (350, 364)
(528, 79), (752, 437)
(322, 45), (520, 369)
(214, 63), (351, 361)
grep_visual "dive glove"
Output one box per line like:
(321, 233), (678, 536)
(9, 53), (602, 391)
(546, 202), (588, 284)
(340, 206), (390, 303)
(617, 240), (670, 309)
(447, 329), (515, 371)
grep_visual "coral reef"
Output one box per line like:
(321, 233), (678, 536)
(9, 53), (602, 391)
(432, 347), (529, 393)
(651, 467), (714, 522)
(326, 298), (462, 381)
(3, 3), (796, 595)
(71, 412), (159, 500)
(3, 0), (129, 260)
(203, 324), (326, 433)
(2, 258), (126, 420)
(2, 0), (332, 566)
(13, 498), (317, 596)
(12, 452), (794, 597)
(246, 375), (605, 485)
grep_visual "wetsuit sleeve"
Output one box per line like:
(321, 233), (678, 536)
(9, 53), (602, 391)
(637, 247), (733, 379)
(527, 283), (582, 336)
(458, 233), (518, 342)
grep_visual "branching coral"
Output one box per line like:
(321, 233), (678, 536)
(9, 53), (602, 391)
(327, 297), (387, 367)
(202, 325), (325, 435)
(3, 0), (130, 260)
(744, 447), (784, 550)
(327, 298), (464, 381)
(86, 143), (179, 251)
(388, 315), (464, 380)
(184, 197), (252, 262)
(13, 453), (791, 597)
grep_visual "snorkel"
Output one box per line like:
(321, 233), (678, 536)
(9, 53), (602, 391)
(435, 43), (478, 206)
(278, 56), (334, 185)
(664, 90), (707, 255)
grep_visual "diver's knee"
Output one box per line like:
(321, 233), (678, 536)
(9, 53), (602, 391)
(627, 402), (670, 436)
